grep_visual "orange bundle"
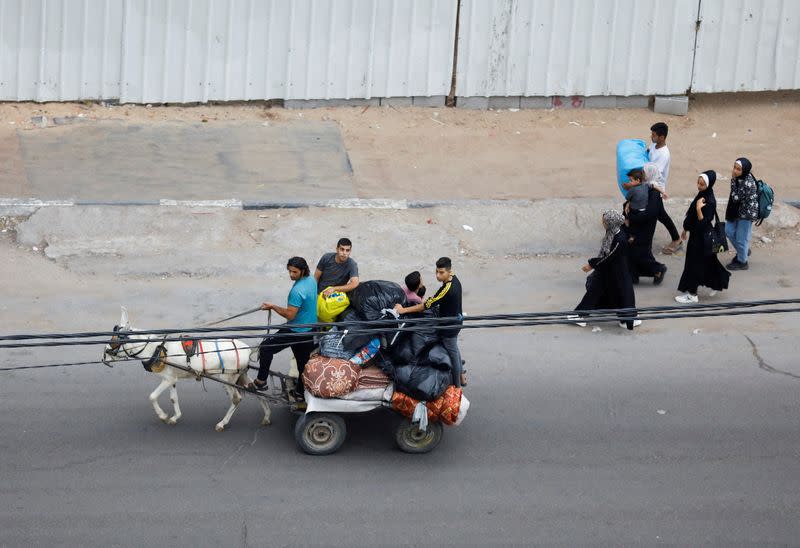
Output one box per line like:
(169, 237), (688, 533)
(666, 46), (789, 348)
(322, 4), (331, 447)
(391, 385), (463, 425)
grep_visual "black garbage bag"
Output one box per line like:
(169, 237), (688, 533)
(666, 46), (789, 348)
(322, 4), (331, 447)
(335, 308), (375, 352)
(349, 280), (407, 321)
(421, 344), (452, 371)
(393, 363), (451, 401)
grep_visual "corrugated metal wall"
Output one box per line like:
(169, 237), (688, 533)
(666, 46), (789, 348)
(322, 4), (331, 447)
(456, 0), (699, 97)
(0, 0), (457, 102)
(0, 0), (798, 103)
(692, 0), (800, 92)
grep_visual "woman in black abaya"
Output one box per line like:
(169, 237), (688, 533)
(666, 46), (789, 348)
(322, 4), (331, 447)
(675, 170), (731, 304)
(571, 209), (639, 330)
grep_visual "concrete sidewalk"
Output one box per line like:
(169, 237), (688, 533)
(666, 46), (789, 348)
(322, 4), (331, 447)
(0, 119), (356, 203)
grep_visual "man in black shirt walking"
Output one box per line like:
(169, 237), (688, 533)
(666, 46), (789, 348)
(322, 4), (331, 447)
(394, 257), (465, 387)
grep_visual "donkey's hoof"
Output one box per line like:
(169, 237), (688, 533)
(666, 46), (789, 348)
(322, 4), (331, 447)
(214, 423), (225, 432)
(158, 414), (169, 423)
(261, 418), (272, 426)
(167, 417), (178, 425)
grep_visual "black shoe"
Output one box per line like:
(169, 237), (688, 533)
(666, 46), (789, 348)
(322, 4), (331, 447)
(748, 248), (752, 257)
(653, 265), (667, 286)
(727, 260), (748, 271)
(632, 276), (640, 285)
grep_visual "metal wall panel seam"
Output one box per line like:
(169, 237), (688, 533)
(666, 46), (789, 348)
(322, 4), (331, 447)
(263, 0), (273, 100)
(286, 0), (294, 99)
(424, 0), (434, 96)
(79, 0), (88, 98)
(203, 0), (213, 102)
(543, 1), (556, 95)
(406, 0), (415, 96)
(344, 0), (355, 100)
(775, 0), (786, 88)
(223, 0), (233, 101)
(604, 0), (619, 95)
(142, 0), (151, 103)
(100, 0), (109, 98)
(365, 0), (377, 100)
(794, 0), (800, 87)
(326, 0), (335, 99)
(37, 0), (46, 101)
(58, 1), (66, 100)
(0, 0), (4, 98)
(15, 0), (23, 99)
(244, 0), (254, 100)
(750, 0), (763, 89)
(181, 0), (191, 102)
(584, 0), (598, 95)
(120, 0), (129, 102)
(504, 0), (515, 96)
(384, 0), (397, 99)
(162, 0), (171, 101)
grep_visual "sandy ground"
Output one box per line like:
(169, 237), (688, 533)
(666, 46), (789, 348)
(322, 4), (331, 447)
(1, 91), (798, 201)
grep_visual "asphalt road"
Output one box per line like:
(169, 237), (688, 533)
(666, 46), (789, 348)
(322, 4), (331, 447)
(2, 320), (800, 546)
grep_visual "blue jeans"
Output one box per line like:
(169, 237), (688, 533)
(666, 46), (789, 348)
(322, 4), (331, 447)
(725, 218), (753, 263)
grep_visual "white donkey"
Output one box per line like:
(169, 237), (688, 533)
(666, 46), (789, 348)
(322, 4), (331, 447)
(102, 307), (271, 431)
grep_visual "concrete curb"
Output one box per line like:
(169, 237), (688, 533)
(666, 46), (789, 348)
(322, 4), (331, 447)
(2, 198), (798, 216)
(0, 197), (541, 214)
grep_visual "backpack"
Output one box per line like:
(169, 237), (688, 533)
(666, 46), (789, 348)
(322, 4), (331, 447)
(754, 178), (774, 226)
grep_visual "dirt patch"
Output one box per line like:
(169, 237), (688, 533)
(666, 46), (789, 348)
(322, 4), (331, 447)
(0, 92), (797, 202)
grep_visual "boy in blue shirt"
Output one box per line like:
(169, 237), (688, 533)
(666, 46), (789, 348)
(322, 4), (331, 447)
(251, 257), (318, 397)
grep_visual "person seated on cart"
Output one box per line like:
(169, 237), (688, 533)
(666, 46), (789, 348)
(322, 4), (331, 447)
(314, 237), (360, 297)
(393, 257), (466, 387)
(250, 257), (318, 398)
(401, 270), (426, 305)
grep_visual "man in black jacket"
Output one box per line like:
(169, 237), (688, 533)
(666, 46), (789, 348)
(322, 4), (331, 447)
(394, 257), (465, 387)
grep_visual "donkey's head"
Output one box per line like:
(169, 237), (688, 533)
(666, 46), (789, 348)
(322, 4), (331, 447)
(102, 307), (165, 371)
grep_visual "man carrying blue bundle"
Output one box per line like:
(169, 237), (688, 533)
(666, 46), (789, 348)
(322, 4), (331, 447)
(648, 122), (683, 255)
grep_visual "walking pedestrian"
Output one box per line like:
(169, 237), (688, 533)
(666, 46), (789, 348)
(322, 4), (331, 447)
(725, 157), (759, 270)
(675, 171), (731, 303)
(570, 210), (639, 329)
(648, 122), (683, 255)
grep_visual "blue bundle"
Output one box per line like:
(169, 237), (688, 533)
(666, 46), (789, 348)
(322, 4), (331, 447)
(615, 139), (648, 197)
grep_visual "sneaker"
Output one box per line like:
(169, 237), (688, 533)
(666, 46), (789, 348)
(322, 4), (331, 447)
(567, 314), (587, 327)
(619, 320), (643, 328)
(675, 293), (699, 304)
(727, 260), (749, 271)
(653, 265), (668, 286)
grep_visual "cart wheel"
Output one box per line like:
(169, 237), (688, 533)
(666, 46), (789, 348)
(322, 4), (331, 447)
(295, 413), (347, 455)
(394, 419), (443, 454)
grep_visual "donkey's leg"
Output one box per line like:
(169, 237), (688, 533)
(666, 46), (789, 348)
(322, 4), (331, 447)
(215, 382), (242, 432)
(166, 383), (182, 425)
(149, 379), (172, 422)
(240, 372), (271, 426)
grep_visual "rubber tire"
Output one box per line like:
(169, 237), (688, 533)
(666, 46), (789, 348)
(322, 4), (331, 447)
(294, 413), (347, 456)
(394, 419), (443, 454)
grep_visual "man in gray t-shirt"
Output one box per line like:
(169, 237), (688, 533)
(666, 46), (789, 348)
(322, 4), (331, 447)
(314, 237), (360, 296)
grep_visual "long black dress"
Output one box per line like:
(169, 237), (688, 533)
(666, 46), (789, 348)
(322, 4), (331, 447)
(575, 230), (637, 329)
(627, 189), (666, 280)
(677, 189), (731, 294)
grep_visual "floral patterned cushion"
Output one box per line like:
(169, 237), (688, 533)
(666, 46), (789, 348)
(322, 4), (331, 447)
(302, 356), (359, 398)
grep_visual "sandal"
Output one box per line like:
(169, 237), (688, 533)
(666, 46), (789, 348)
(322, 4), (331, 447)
(662, 241), (683, 255)
(248, 379), (268, 392)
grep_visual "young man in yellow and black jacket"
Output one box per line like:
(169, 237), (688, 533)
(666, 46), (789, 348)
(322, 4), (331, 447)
(394, 257), (465, 387)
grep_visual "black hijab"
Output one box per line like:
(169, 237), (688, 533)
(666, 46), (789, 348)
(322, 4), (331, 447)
(735, 157), (752, 180)
(687, 170), (717, 217)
